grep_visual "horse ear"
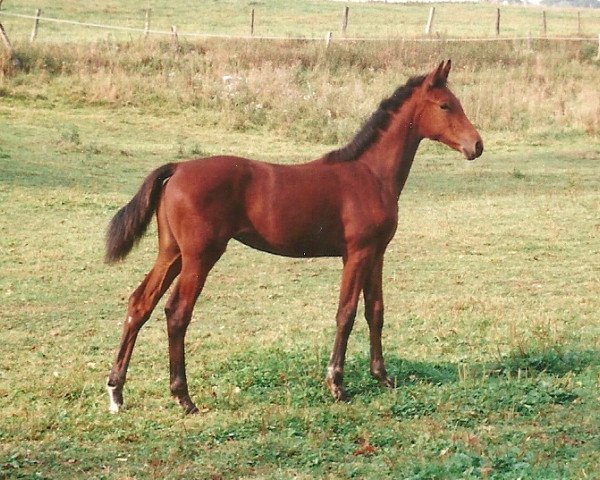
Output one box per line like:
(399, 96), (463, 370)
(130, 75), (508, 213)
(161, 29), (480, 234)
(425, 61), (446, 89)
(442, 59), (452, 80)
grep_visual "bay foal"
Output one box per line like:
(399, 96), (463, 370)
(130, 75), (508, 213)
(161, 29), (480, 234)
(105, 61), (483, 413)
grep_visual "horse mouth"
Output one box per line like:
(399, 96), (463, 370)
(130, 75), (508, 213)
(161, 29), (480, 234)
(462, 140), (484, 161)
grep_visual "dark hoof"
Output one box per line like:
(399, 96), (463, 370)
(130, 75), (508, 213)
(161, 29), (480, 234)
(380, 376), (396, 389)
(178, 397), (199, 414)
(371, 369), (395, 389)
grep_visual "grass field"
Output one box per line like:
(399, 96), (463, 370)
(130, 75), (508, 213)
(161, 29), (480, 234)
(1, 1), (600, 479)
(2, 0), (600, 41)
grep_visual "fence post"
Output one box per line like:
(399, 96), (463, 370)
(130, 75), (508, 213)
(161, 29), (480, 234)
(597, 33), (600, 60)
(0, 22), (11, 51)
(341, 6), (349, 36)
(496, 8), (500, 36)
(542, 11), (547, 36)
(30, 8), (41, 42)
(144, 9), (152, 37)
(250, 8), (255, 36)
(577, 12), (581, 35)
(425, 7), (435, 36)
(325, 31), (332, 48)
(171, 25), (178, 48)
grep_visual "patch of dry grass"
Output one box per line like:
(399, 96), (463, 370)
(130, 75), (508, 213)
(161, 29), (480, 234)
(1, 38), (599, 147)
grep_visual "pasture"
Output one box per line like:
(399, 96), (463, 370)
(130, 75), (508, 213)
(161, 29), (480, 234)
(2, 0), (600, 41)
(1, 1), (599, 478)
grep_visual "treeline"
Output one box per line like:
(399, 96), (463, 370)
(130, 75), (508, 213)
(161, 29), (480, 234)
(541, 0), (600, 8)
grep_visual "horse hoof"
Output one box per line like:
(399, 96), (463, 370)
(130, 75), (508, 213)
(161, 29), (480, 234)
(106, 384), (123, 414)
(178, 397), (199, 414)
(381, 377), (395, 389)
(326, 378), (348, 403)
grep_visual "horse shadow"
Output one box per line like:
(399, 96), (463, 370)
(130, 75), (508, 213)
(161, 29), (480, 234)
(216, 345), (598, 407)
(341, 347), (599, 399)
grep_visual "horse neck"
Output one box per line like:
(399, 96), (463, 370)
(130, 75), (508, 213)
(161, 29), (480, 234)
(357, 101), (422, 199)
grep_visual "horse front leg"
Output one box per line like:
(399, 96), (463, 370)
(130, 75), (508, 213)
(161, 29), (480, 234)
(326, 251), (372, 401)
(363, 254), (394, 389)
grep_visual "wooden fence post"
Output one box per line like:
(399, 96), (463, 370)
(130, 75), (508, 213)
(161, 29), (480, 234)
(30, 8), (41, 42)
(144, 9), (152, 37)
(597, 33), (600, 60)
(0, 22), (11, 51)
(496, 8), (501, 36)
(325, 31), (332, 48)
(250, 8), (255, 36)
(425, 7), (435, 36)
(171, 25), (178, 48)
(542, 11), (547, 36)
(577, 12), (581, 35)
(341, 6), (349, 36)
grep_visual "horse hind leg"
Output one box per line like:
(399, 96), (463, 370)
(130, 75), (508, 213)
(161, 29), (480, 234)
(106, 212), (181, 413)
(164, 240), (227, 414)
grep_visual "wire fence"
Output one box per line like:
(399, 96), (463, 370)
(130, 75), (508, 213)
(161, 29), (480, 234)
(1, 8), (599, 48)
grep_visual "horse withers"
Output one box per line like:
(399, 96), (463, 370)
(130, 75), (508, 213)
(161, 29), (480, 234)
(105, 61), (483, 414)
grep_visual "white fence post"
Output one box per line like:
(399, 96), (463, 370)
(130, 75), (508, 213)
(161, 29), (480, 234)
(144, 9), (151, 37)
(30, 8), (41, 42)
(425, 7), (435, 36)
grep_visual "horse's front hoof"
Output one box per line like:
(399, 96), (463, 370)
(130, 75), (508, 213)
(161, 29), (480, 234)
(380, 376), (395, 389)
(375, 374), (396, 390)
(371, 368), (395, 390)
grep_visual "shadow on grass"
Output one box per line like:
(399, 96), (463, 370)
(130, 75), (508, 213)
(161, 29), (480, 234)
(209, 345), (598, 409)
(381, 346), (599, 387)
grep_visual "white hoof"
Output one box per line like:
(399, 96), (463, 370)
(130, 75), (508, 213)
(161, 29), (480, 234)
(107, 384), (122, 414)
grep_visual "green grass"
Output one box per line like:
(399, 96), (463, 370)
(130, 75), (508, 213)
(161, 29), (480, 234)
(1, 100), (598, 478)
(1, 3), (599, 478)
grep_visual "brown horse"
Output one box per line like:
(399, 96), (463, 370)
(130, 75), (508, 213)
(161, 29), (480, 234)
(105, 61), (483, 414)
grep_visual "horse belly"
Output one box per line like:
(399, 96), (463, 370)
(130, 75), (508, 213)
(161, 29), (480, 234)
(237, 188), (345, 258)
(235, 214), (344, 258)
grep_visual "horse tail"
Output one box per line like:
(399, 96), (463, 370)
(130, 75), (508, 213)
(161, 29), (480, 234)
(105, 163), (177, 264)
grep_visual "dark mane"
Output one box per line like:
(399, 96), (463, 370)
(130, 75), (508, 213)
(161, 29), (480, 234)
(323, 74), (441, 164)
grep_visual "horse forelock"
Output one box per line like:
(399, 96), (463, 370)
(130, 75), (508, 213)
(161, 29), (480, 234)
(323, 74), (429, 164)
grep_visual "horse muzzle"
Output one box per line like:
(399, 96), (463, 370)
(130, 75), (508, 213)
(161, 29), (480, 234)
(462, 138), (484, 161)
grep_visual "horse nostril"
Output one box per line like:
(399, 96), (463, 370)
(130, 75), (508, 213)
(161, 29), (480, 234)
(475, 140), (484, 157)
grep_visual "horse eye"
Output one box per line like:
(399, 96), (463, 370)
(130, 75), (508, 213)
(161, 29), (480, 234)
(440, 103), (451, 111)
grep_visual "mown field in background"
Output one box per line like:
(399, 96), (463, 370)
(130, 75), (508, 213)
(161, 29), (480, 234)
(1, 2), (599, 478)
(1, 0), (600, 41)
